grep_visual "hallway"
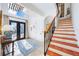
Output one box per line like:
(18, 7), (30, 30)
(46, 18), (79, 56)
(1, 3), (79, 56)
(0, 3), (44, 56)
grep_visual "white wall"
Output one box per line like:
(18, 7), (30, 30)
(0, 4), (1, 11)
(44, 4), (57, 28)
(71, 3), (79, 46)
(26, 4), (57, 42)
(28, 9), (44, 42)
(1, 3), (8, 15)
(34, 3), (57, 17)
(64, 3), (71, 16)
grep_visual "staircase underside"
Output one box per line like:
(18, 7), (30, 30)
(46, 18), (79, 56)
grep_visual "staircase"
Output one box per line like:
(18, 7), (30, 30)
(46, 18), (79, 56)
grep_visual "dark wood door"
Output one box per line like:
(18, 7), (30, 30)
(60, 3), (64, 17)
(0, 11), (2, 34)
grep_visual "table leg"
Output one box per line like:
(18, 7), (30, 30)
(3, 46), (5, 56)
(12, 42), (14, 56)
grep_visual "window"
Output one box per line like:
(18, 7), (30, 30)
(9, 20), (26, 40)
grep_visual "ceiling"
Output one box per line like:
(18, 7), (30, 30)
(21, 3), (57, 17)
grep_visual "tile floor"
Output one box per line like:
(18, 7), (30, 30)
(7, 39), (44, 56)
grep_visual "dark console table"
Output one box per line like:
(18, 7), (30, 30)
(1, 40), (14, 56)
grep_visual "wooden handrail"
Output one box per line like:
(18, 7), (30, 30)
(44, 3), (60, 55)
(44, 3), (59, 36)
(44, 17), (55, 33)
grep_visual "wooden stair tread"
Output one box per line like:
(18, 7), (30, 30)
(58, 27), (73, 29)
(47, 50), (61, 56)
(51, 40), (79, 48)
(52, 36), (77, 41)
(49, 44), (79, 56)
(55, 30), (74, 32)
(54, 33), (76, 36)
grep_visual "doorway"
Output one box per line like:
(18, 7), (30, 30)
(9, 20), (26, 40)
(60, 3), (64, 17)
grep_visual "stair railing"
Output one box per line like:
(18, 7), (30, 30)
(44, 3), (59, 55)
(44, 3), (59, 37)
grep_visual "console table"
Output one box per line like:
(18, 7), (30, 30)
(1, 40), (14, 56)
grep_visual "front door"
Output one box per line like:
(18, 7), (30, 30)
(9, 20), (25, 40)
